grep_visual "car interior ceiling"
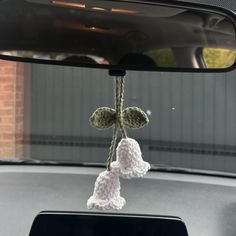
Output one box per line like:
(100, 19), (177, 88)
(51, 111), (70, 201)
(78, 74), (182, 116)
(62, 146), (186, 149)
(0, 0), (235, 65)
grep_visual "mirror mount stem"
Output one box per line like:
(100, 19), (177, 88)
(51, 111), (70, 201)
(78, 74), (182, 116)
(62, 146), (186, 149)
(109, 69), (126, 77)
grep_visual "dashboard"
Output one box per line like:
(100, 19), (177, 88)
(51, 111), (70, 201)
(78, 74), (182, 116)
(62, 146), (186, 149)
(0, 165), (235, 236)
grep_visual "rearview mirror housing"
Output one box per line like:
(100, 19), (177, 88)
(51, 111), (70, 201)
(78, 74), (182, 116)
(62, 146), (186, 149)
(0, 0), (235, 72)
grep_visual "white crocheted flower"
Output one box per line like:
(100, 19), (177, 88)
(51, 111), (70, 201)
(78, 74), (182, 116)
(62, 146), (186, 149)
(112, 138), (150, 179)
(87, 170), (126, 210)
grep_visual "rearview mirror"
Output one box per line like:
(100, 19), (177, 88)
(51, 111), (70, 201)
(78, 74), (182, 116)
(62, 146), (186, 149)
(0, 0), (235, 72)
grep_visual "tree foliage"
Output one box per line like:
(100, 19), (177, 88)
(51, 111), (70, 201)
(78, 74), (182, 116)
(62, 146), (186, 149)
(203, 48), (236, 68)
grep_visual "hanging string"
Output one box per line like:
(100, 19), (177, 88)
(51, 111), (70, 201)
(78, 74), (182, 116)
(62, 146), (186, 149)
(106, 77), (120, 171)
(117, 76), (127, 138)
(106, 76), (127, 171)
(115, 77), (120, 112)
(106, 125), (118, 171)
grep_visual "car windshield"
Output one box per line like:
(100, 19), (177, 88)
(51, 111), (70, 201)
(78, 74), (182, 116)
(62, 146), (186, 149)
(0, 59), (236, 174)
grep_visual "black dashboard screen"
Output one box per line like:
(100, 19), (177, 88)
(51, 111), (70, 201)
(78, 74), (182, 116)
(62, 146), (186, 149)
(29, 212), (188, 236)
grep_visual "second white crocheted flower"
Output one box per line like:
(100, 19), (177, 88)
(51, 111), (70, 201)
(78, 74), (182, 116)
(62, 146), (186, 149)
(112, 138), (150, 179)
(87, 170), (126, 210)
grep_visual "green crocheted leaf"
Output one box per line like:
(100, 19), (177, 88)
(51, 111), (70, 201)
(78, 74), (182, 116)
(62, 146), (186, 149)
(90, 107), (116, 129)
(123, 107), (149, 129)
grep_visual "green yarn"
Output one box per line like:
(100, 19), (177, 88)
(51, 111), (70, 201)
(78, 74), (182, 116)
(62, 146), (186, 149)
(116, 77), (127, 139)
(89, 75), (149, 171)
(123, 107), (149, 129)
(106, 124), (118, 171)
(90, 107), (116, 129)
(90, 106), (149, 130)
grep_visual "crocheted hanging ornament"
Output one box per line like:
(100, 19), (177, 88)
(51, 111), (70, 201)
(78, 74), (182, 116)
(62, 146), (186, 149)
(87, 170), (126, 210)
(111, 138), (150, 179)
(87, 76), (150, 211)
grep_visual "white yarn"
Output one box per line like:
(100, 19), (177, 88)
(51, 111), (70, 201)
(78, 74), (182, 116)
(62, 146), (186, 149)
(87, 170), (126, 210)
(87, 138), (150, 210)
(112, 138), (150, 179)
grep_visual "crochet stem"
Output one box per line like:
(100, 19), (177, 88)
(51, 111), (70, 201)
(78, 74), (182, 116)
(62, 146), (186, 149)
(106, 125), (118, 171)
(106, 78), (120, 171)
(116, 76), (127, 139)
(115, 77), (120, 112)
(106, 76), (127, 171)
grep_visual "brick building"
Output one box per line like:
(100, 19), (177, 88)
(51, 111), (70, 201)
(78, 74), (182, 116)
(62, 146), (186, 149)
(0, 60), (30, 159)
